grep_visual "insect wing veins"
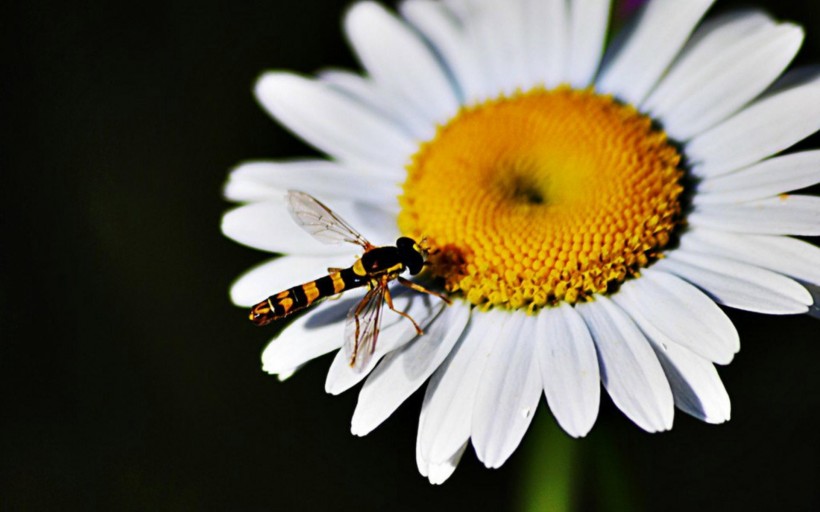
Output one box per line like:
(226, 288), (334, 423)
(343, 284), (386, 371)
(286, 190), (374, 250)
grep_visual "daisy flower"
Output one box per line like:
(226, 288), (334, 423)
(222, 0), (820, 484)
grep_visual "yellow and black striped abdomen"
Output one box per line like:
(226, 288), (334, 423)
(249, 268), (367, 326)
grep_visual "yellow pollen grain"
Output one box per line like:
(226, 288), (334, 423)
(399, 87), (683, 311)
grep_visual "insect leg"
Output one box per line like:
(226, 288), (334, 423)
(384, 278), (424, 335)
(397, 276), (452, 305)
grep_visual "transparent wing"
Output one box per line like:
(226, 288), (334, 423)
(286, 190), (373, 250)
(343, 284), (386, 372)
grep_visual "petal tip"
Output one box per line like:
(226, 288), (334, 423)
(561, 421), (595, 439)
(350, 413), (376, 437)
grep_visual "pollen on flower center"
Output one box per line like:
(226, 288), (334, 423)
(398, 87), (684, 311)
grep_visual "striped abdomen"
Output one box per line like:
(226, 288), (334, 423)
(249, 268), (366, 326)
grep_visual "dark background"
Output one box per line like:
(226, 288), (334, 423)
(2, 0), (818, 510)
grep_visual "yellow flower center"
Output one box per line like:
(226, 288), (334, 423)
(399, 87), (684, 311)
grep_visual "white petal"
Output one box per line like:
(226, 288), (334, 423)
(416, 389), (432, 477)
(426, 444), (467, 485)
(490, 0), (531, 92)
(435, 0), (484, 93)
(472, 312), (542, 468)
(597, 0), (714, 105)
(345, 2), (459, 125)
(687, 73), (820, 178)
(643, 10), (769, 118)
(523, 0), (569, 88)
(612, 268), (739, 365)
(649, 339), (731, 424)
(690, 195), (820, 236)
(225, 160), (401, 207)
(255, 72), (416, 168)
(229, 255), (342, 307)
(680, 229), (820, 286)
(807, 283), (820, 319)
(221, 198), (400, 255)
(655, 251), (811, 314)
(318, 69), (434, 141)
(567, 0), (611, 88)
(645, 14), (802, 140)
(694, 151), (820, 205)
(577, 297), (674, 433)
(441, 0), (470, 20)
(416, 421), (467, 486)
(351, 303), (470, 436)
(463, 0), (530, 96)
(353, 203), (403, 245)
(399, 0), (484, 104)
(260, 296), (356, 375)
(274, 365), (301, 382)
(455, 0), (508, 97)
(222, 200), (346, 256)
(324, 289), (443, 395)
(417, 310), (507, 465)
(438, 0), (508, 99)
(535, 303), (600, 438)
(416, 415), (428, 477)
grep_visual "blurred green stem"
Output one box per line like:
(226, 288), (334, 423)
(591, 427), (638, 512)
(519, 413), (639, 512)
(519, 412), (578, 512)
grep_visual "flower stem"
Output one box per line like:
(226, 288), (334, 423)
(589, 427), (639, 512)
(518, 412), (578, 512)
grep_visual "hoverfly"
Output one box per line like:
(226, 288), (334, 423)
(250, 190), (450, 370)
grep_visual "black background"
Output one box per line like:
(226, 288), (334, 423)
(2, 1), (818, 510)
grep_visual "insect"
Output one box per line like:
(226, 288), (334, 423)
(250, 190), (450, 370)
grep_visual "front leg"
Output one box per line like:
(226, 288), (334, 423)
(383, 276), (424, 335)
(397, 276), (452, 305)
